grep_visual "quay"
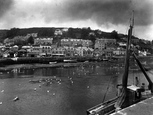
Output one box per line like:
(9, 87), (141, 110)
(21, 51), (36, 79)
(111, 96), (153, 115)
(0, 57), (103, 65)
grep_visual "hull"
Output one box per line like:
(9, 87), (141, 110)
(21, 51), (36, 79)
(87, 97), (118, 115)
(87, 85), (152, 115)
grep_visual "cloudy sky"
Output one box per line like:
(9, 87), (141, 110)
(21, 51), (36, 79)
(0, 0), (153, 40)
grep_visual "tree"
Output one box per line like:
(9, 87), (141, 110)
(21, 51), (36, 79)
(111, 30), (119, 40)
(27, 36), (34, 44)
(6, 28), (20, 38)
(68, 28), (75, 38)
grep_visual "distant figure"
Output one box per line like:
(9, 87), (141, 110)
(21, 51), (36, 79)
(139, 83), (145, 92)
(116, 84), (122, 97)
(135, 77), (140, 86)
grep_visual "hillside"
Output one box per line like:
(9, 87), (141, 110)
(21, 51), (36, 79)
(0, 27), (123, 40)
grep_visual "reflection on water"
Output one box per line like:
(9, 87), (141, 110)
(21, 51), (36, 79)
(0, 59), (153, 115)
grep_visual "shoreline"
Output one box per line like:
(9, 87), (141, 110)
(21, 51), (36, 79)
(0, 61), (96, 71)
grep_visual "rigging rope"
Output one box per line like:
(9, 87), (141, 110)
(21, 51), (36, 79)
(102, 75), (113, 103)
(146, 70), (153, 75)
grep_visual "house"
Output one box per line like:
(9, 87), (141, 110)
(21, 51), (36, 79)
(27, 45), (42, 57)
(11, 45), (19, 52)
(93, 48), (103, 57)
(18, 49), (27, 57)
(82, 40), (93, 47)
(26, 33), (38, 38)
(64, 46), (76, 57)
(61, 38), (92, 47)
(61, 38), (82, 47)
(54, 29), (63, 36)
(34, 37), (53, 45)
(95, 38), (116, 50)
(75, 47), (93, 57)
(113, 48), (126, 56)
(41, 45), (52, 56)
(22, 45), (32, 52)
(51, 47), (65, 57)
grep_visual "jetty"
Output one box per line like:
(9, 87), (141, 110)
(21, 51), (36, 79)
(111, 96), (153, 115)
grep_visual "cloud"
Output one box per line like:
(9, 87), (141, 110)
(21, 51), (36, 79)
(0, 0), (153, 40)
(1, 0), (153, 27)
(40, 0), (153, 26)
(0, 0), (14, 17)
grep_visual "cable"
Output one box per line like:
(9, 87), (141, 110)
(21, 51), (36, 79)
(102, 75), (113, 103)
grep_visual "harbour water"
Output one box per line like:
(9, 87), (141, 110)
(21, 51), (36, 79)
(0, 58), (153, 115)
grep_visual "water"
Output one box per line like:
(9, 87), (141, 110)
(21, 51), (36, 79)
(0, 58), (153, 115)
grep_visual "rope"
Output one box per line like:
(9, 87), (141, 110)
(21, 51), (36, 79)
(132, 58), (135, 85)
(102, 75), (113, 103)
(146, 70), (153, 75)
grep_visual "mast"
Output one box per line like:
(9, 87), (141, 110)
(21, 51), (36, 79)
(115, 11), (134, 109)
(122, 10), (134, 88)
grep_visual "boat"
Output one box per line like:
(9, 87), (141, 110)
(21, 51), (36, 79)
(63, 59), (77, 63)
(49, 61), (57, 64)
(86, 12), (153, 115)
(102, 58), (108, 61)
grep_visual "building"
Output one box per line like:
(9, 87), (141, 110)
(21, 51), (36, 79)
(82, 40), (93, 47)
(61, 38), (82, 47)
(26, 33), (38, 38)
(75, 47), (93, 57)
(52, 47), (65, 57)
(54, 29), (63, 36)
(34, 37), (53, 45)
(64, 46), (75, 57)
(113, 47), (126, 56)
(95, 38), (116, 50)
(41, 45), (52, 56)
(22, 45), (32, 52)
(61, 38), (92, 47)
(28, 45), (42, 57)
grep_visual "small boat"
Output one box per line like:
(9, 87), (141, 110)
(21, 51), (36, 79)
(63, 59), (77, 63)
(102, 58), (108, 61)
(49, 61), (57, 64)
(13, 96), (19, 101)
(11, 57), (18, 61)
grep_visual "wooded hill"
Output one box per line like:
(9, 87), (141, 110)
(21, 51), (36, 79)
(0, 27), (122, 41)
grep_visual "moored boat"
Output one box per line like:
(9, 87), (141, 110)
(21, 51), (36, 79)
(86, 12), (153, 115)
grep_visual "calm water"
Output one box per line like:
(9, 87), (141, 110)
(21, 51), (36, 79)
(0, 58), (153, 115)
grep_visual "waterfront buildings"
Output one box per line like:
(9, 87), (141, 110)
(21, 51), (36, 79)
(1, 28), (152, 58)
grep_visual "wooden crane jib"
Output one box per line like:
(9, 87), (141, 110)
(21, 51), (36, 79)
(132, 52), (153, 93)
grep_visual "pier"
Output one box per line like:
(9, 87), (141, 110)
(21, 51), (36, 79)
(111, 96), (153, 115)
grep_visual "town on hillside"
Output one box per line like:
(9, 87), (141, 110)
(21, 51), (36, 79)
(0, 27), (152, 59)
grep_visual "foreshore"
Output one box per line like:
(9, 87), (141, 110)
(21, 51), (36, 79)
(0, 61), (95, 72)
(0, 56), (101, 66)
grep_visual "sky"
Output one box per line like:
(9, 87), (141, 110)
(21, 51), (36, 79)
(0, 0), (153, 40)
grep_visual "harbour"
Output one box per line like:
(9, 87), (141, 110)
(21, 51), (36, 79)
(0, 57), (153, 115)
(0, 1), (153, 114)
